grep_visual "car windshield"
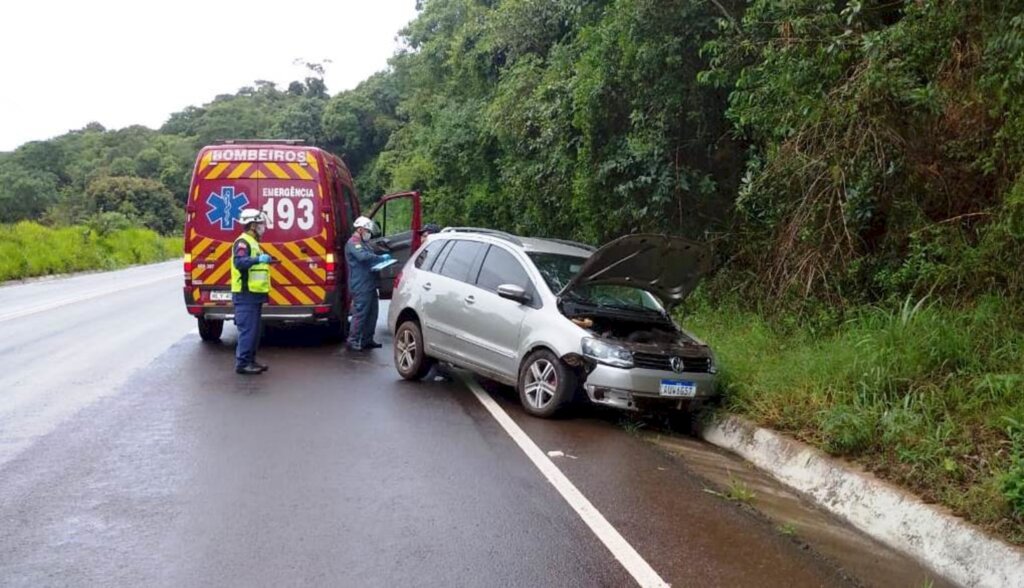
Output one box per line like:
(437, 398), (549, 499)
(527, 252), (665, 313)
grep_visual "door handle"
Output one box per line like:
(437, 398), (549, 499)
(464, 295), (475, 304)
(423, 282), (432, 291)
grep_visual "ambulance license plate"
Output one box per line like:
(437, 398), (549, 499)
(659, 380), (697, 398)
(210, 291), (232, 302)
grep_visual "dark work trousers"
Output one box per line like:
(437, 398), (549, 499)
(347, 292), (379, 348)
(234, 302), (263, 369)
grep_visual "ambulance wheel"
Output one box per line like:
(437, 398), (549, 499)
(197, 317), (223, 342)
(394, 320), (434, 381)
(326, 310), (349, 342)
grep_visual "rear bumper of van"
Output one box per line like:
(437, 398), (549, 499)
(186, 304), (331, 322)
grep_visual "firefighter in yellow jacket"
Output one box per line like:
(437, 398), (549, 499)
(231, 209), (273, 375)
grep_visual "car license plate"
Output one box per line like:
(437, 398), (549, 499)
(660, 379), (697, 398)
(210, 291), (232, 302)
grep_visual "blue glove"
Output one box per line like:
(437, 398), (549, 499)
(379, 253), (393, 261)
(257, 254), (272, 263)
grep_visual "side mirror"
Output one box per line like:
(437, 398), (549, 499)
(497, 284), (531, 304)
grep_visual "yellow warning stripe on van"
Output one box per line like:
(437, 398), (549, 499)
(289, 163), (314, 180)
(205, 163), (230, 180)
(227, 162), (252, 179)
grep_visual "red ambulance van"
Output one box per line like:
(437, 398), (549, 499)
(182, 141), (422, 341)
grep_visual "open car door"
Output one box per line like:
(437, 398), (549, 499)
(366, 191), (423, 299)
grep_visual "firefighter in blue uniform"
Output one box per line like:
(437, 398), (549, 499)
(345, 216), (392, 351)
(231, 208), (273, 375)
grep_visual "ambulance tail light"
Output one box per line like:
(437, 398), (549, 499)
(184, 253), (192, 281)
(325, 253), (336, 286)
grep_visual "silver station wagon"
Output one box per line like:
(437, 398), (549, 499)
(387, 228), (718, 418)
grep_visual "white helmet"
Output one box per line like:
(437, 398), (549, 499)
(353, 216), (379, 234)
(238, 208), (267, 226)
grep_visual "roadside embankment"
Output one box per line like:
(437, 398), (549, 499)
(683, 298), (1024, 548)
(698, 416), (1024, 587)
(0, 221), (180, 282)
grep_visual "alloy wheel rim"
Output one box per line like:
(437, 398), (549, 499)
(524, 359), (557, 409)
(396, 328), (417, 372)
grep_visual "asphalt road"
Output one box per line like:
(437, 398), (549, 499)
(0, 263), (946, 587)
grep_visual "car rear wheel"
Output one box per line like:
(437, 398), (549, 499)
(518, 350), (576, 418)
(197, 317), (223, 342)
(394, 320), (434, 380)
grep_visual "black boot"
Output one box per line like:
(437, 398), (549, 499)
(252, 361), (269, 372)
(236, 365), (264, 375)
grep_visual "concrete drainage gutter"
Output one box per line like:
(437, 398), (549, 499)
(699, 415), (1024, 588)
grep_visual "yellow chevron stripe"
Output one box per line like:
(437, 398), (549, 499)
(192, 237), (213, 256)
(283, 242), (306, 258)
(261, 244), (314, 284)
(288, 162), (313, 180)
(201, 151), (213, 169)
(228, 162), (252, 179)
(286, 286), (314, 305)
(205, 163), (230, 179)
(192, 288), (201, 301)
(213, 241), (232, 258)
(253, 169), (267, 179)
(305, 152), (319, 173)
(264, 162), (290, 179)
(192, 185), (200, 202)
(206, 260), (231, 285)
(304, 237), (326, 257)
(268, 289), (289, 305)
(308, 286), (326, 300)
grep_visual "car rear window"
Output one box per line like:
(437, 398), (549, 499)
(414, 239), (445, 271)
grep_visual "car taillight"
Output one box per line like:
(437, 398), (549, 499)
(325, 253), (335, 273)
(393, 270), (403, 292)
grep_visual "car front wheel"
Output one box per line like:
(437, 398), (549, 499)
(517, 350), (577, 418)
(394, 320), (435, 380)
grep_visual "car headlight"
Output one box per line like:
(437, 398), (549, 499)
(581, 337), (634, 369)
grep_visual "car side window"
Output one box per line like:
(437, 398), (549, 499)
(413, 240), (445, 271)
(437, 240), (485, 282)
(476, 246), (531, 292)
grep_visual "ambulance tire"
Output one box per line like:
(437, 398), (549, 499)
(197, 317), (223, 342)
(326, 306), (349, 342)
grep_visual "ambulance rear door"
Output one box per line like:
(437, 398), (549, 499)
(366, 191), (423, 299)
(186, 153), (259, 304)
(254, 150), (329, 309)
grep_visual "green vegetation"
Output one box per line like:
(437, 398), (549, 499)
(3, 0), (1022, 544)
(683, 296), (1024, 542)
(0, 221), (180, 282)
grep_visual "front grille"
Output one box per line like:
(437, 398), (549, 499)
(632, 352), (711, 373)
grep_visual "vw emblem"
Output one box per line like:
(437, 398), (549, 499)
(670, 356), (685, 373)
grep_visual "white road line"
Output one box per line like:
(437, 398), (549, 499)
(0, 273), (178, 323)
(459, 374), (669, 588)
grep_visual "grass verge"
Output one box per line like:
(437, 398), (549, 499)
(681, 296), (1024, 544)
(0, 221), (181, 282)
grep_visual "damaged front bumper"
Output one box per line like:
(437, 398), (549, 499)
(582, 364), (717, 411)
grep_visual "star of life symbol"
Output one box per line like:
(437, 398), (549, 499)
(206, 186), (250, 230)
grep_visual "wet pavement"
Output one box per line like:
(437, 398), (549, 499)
(0, 264), (947, 586)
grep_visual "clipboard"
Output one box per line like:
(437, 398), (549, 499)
(371, 258), (399, 272)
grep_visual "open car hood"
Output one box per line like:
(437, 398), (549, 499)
(557, 234), (711, 306)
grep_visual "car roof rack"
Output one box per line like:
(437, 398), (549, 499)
(440, 227), (523, 246)
(215, 139), (307, 145)
(539, 238), (596, 252)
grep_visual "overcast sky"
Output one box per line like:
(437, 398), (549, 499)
(0, 0), (420, 151)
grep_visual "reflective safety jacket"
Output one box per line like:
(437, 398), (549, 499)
(231, 232), (271, 301)
(345, 234), (385, 297)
